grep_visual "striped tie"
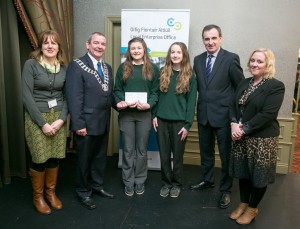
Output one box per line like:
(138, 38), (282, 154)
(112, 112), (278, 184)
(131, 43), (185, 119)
(206, 55), (213, 78)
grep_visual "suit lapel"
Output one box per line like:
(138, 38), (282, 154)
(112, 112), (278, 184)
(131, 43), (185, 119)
(200, 54), (206, 79)
(245, 82), (266, 104)
(84, 54), (95, 70)
(207, 48), (224, 84)
(196, 54), (208, 86)
(83, 53), (111, 91)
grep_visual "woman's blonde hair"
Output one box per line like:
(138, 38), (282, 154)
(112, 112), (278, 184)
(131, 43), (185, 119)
(122, 37), (153, 81)
(29, 30), (64, 65)
(247, 48), (275, 79)
(160, 42), (192, 94)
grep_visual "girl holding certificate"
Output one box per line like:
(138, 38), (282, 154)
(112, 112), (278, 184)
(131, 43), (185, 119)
(152, 42), (197, 198)
(114, 37), (159, 196)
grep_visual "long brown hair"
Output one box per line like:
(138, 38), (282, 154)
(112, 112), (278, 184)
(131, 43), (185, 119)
(160, 42), (192, 94)
(122, 37), (153, 81)
(29, 30), (64, 65)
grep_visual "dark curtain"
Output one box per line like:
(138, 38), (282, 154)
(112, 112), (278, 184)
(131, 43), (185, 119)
(0, 0), (73, 186)
(0, 0), (27, 186)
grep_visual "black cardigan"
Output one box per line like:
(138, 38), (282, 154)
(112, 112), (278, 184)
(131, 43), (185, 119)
(229, 77), (285, 137)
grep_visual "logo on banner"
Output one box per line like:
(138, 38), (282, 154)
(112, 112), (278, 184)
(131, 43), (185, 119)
(121, 9), (190, 61)
(167, 18), (182, 30)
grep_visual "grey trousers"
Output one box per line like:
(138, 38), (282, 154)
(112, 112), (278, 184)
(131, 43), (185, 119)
(119, 111), (151, 187)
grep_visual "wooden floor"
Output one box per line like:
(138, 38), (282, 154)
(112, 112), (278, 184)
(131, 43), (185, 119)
(0, 153), (300, 229)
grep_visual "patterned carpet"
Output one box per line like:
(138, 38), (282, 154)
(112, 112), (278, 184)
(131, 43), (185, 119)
(292, 117), (300, 173)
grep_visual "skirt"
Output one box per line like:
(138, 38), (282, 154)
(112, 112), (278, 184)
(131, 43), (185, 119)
(25, 110), (67, 164)
(229, 136), (278, 188)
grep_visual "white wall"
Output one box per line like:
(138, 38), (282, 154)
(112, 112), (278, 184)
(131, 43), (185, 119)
(73, 0), (300, 117)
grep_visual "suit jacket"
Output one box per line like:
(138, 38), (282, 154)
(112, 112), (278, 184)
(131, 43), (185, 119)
(193, 48), (244, 127)
(230, 77), (285, 137)
(66, 53), (120, 135)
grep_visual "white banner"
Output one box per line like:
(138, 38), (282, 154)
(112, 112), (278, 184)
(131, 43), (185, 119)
(121, 9), (190, 67)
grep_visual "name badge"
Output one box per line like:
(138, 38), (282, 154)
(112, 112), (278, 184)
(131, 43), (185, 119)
(48, 99), (58, 108)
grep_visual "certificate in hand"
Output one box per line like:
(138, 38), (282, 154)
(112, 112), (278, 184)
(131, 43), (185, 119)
(125, 92), (147, 103)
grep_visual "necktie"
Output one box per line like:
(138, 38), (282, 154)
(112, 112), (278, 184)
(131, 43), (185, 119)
(97, 62), (104, 81)
(206, 55), (213, 78)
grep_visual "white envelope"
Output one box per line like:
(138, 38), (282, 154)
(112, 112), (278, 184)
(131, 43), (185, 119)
(125, 92), (147, 103)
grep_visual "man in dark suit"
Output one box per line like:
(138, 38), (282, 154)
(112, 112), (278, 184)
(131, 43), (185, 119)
(66, 32), (125, 210)
(190, 25), (244, 208)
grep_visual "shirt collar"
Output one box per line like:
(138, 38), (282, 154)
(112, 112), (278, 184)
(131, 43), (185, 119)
(132, 60), (144, 65)
(207, 48), (221, 58)
(88, 53), (103, 67)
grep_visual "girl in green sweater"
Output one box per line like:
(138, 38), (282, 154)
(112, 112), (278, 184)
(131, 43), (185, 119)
(153, 42), (197, 198)
(114, 38), (159, 196)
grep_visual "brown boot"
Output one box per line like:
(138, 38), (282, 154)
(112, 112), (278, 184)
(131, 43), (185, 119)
(29, 169), (51, 214)
(236, 207), (259, 225)
(229, 202), (248, 220)
(45, 166), (62, 210)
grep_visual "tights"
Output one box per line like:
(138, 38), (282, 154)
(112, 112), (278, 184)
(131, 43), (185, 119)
(31, 158), (59, 172)
(239, 179), (267, 208)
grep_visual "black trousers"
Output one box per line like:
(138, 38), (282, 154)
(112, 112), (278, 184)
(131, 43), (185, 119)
(74, 133), (109, 198)
(157, 118), (185, 187)
(198, 122), (233, 193)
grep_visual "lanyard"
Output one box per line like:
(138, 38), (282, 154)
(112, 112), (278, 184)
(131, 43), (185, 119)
(44, 65), (57, 95)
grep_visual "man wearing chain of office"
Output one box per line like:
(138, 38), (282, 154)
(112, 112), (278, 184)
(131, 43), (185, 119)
(66, 32), (127, 210)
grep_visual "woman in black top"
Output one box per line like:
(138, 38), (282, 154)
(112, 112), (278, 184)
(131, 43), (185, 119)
(229, 48), (285, 224)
